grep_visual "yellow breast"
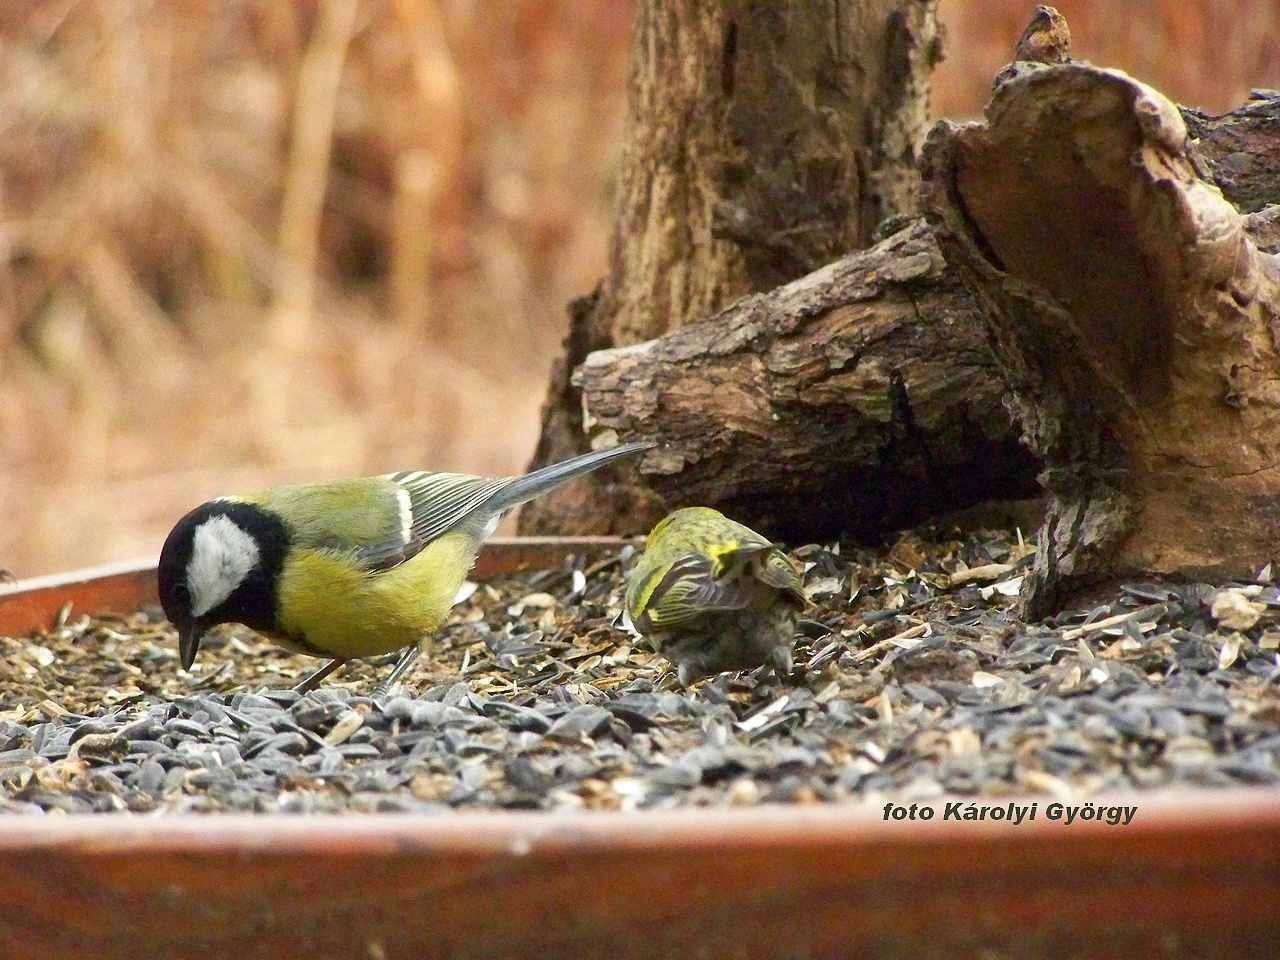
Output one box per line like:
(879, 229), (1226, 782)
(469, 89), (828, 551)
(274, 530), (479, 659)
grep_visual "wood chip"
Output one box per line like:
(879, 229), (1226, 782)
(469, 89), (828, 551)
(947, 563), (1013, 585)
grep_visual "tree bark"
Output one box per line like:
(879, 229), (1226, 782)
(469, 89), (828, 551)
(574, 219), (1040, 541)
(1183, 93), (1280, 254)
(1183, 93), (1280, 217)
(521, 0), (943, 534)
(921, 9), (1280, 616)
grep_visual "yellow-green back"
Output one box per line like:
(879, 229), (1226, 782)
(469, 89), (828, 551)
(242, 478), (404, 552)
(642, 507), (771, 563)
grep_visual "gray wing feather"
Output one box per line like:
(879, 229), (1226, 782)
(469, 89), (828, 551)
(350, 443), (652, 574)
(388, 471), (514, 545)
(354, 535), (423, 572)
(388, 441), (652, 545)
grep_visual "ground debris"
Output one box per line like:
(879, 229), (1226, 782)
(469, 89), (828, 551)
(2, 524), (1278, 815)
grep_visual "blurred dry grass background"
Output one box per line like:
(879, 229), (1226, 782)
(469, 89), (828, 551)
(2, 0), (1278, 576)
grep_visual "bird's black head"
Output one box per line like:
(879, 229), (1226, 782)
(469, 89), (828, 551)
(157, 499), (289, 671)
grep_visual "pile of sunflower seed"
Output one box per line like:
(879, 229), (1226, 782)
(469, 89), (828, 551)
(2, 521), (1279, 814)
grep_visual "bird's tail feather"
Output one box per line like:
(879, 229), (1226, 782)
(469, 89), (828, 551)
(481, 441), (654, 517)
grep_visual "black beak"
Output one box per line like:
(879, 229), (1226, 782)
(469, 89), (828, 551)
(179, 623), (205, 671)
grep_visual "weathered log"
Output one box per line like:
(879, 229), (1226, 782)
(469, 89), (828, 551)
(575, 220), (1040, 541)
(526, 3), (1280, 573)
(921, 10), (1280, 615)
(521, 0), (943, 534)
(557, 79), (1280, 547)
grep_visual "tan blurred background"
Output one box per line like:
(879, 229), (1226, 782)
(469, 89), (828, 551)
(2, 0), (1278, 577)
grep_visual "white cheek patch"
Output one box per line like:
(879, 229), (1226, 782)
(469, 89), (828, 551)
(187, 515), (261, 617)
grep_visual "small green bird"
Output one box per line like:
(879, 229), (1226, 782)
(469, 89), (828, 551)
(158, 441), (652, 691)
(625, 506), (805, 686)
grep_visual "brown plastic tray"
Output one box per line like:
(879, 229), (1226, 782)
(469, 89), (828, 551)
(1, 538), (1279, 959)
(0, 536), (635, 639)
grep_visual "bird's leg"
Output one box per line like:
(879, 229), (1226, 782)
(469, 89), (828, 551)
(676, 662), (704, 689)
(293, 658), (346, 694)
(372, 645), (421, 697)
(771, 644), (796, 682)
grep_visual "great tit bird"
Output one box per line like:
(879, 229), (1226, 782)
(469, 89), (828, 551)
(158, 441), (652, 691)
(625, 506), (805, 687)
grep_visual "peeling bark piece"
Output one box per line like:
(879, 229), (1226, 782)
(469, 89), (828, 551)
(574, 220), (1039, 542)
(1244, 206), (1280, 255)
(923, 49), (1280, 615)
(991, 4), (1072, 90)
(1013, 5), (1071, 64)
(1183, 92), (1280, 215)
